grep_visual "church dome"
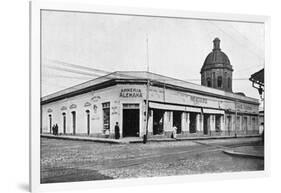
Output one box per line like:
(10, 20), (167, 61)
(201, 38), (233, 73)
(200, 38), (233, 92)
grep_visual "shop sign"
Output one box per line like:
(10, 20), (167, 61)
(235, 103), (255, 112)
(111, 106), (118, 115)
(190, 95), (208, 104)
(120, 88), (143, 98)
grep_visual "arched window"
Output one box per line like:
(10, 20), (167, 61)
(217, 76), (222, 88)
(71, 111), (76, 135)
(207, 78), (211, 87)
(86, 110), (90, 135)
(48, 114), (52, 133)
(212, 72), (216, 87)
(62, 112), (66, 134)
(228, 77), (231, 89)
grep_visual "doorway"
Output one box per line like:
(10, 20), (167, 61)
(71, 111), (76, 135)
(123, 109), (139, 137)
(62, 113), (66, 134)
(203, 114), (210, 135)
(173, 111), (182, 134)
(86, 110), (90, 135)
(153, 109), (165, 135)
(243, 116), (248, 133)
(48, 114), (52, 133)
(227, 115), (231, 134)
(189, 112), (197, 133)
(215, 115), (221, 132)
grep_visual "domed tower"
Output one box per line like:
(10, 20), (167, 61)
(201, 38), (233, 92)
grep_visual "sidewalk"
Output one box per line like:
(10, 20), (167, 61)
(41, 133), (261, 144)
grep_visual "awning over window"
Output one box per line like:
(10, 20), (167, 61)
(203, 108), (224, 114)
(149, 102), (201, 113)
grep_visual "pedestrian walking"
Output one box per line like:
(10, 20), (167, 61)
(115, 122), (120, 139)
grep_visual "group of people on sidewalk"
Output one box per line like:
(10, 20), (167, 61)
(52, 124), (59, 135)
(49, 122), (179, 140)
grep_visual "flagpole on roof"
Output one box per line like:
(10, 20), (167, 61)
(146, 34), (149, 72)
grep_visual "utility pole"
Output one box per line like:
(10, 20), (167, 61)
(143, 35), (150, 144)
(235, 100), (238, 137)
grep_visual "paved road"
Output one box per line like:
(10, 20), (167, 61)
(40, 137), (264, 183)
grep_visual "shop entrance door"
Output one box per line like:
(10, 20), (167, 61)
(243, 117), (248, 133)
(173, 111), (182, 133)
(153, 109), (164, 135)
(123, 104), (140, 137)
(189, 112), (197, 133)
(203, 114), (210, 135)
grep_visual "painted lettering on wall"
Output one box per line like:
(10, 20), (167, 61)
(120, 88), (143, 98)
(236, 103), (254, 111)
(190, 96), (208, 104)
(111, 106), (118, 115)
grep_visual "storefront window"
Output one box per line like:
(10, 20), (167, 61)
(102, 102), (110, 133)
(153, 109), (164, 135)
(48, 114), (52, 133)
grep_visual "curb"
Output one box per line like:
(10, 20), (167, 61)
(41, 134), (262, 144)
(41, 134), (128, 144)
(223, 150), (264, 159)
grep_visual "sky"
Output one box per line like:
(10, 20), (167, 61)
(41, 10), (265, 101)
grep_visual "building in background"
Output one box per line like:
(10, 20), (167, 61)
(41, 38), (260, 139)
(249, 68), (264, 134)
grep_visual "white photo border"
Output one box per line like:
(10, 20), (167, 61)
(30, 1), (271, 192)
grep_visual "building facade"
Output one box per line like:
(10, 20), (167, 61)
(41, 38), (260, 139)
(41, 71), (259, 139)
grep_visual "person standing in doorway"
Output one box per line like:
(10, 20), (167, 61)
(115, 122), (120, 139)
(172, 125), (177, 139)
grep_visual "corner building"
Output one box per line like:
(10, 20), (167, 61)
(41, 38), (259, 139)
(41, 72), (259, 139)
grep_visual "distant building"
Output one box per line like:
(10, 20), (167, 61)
(249, 68), (264, 134)
(41, 38), (260, 139)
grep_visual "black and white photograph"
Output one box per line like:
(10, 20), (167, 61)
(39, 6), (266, 185)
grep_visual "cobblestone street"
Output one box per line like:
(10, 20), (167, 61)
(41, 137), (264, 183)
